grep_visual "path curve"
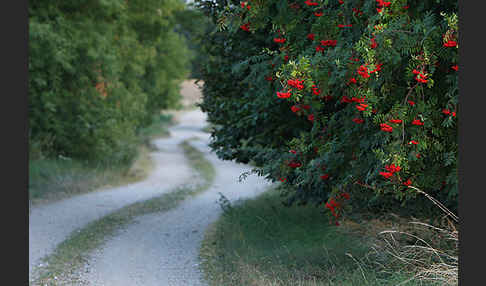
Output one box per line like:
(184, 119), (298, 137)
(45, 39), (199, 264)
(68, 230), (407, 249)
(30, 80), (273, 285)
(29, 109), (206, 280)
(79, 120), (272, 285)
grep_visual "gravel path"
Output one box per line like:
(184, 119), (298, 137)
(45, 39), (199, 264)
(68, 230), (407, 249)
(28, 79), (209, 279)
(29, 110), (209, 280)
(29, 80), (273, 285)
(80, 132), (272, 286)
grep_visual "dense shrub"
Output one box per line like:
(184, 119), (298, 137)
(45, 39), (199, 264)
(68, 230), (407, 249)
(174, 4), (213, 79)
(29, 0), (191, 163)
(195, 0), (458, 218)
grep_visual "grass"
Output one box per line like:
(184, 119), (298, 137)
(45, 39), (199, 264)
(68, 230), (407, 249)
(201, 123), (217, 134)
(199, 187), (442, 286)
(180, 140), (216, 183)
(29, 113), (173, 206)
(30, 139), (215, 285)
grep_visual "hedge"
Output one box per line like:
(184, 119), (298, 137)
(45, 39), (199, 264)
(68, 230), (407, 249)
(29, 0), (191, 164)
(195, 0), (458, 219)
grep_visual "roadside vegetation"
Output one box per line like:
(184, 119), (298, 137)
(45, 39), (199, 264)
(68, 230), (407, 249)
(28, 0), (209, 205)
(200, 186), (457, 286)
(31, 139), (215, 285)
(195, 0), (458, 285)
(29, 113), (173, 206)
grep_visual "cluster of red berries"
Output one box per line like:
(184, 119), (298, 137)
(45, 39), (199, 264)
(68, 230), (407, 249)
(240, 1), (251, 10)
(324, 192), (351, 226)
(379, 163), (401, 179)
(287, 78), (304, 90)
(376, 0), (391, 13)
(304, 0), (318, 6)
(412, 69), (428, 83)
(240, 23), (250, 32)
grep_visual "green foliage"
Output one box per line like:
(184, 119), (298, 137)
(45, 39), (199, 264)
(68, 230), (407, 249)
(195, 0), (458, 216)
(29, 113), (174, 204)
(174, 3), (213, 78)
(29, 0), (190, 163)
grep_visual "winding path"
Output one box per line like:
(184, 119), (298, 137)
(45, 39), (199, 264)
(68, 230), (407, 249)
(29, 111), (201, 279)
(79, 115), (271, 285)
(29, 80), (272, 285)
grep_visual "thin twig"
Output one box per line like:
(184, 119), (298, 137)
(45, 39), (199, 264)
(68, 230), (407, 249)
(379, 230), (445, 265)
(345, 253), (368, 284)
(408, 221), (449, 233)
(354, 181), (378, 191)
(388, 29), (414, 34)
(403, 82), (419, 105)
(401, 120), (405, 145)
(407, 186), (458, 222)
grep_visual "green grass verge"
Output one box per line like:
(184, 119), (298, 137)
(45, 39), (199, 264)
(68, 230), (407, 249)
(199, 187), (439, 286)
(29, 114), (173, 206)
(30, 139), (215, 286)
(179, 140), (215, 184)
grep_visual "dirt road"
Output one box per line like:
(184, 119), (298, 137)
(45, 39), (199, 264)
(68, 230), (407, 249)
(79, 113), (271, 285)
(29, 80), (272, 285)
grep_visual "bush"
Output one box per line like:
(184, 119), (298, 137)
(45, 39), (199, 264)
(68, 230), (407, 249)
(29, 0), (190, 163)
(195, 0), (458, 217)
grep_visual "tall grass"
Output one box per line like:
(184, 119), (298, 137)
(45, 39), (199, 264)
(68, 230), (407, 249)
(372, 188), (459, 286)
(199, 187), (428, 286)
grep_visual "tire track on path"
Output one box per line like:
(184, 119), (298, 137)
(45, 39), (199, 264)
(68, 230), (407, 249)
(29, 110), (207, 282)
(79, 115), (272, 286)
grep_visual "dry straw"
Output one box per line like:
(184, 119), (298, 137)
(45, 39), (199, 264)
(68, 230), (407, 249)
(379, 187), (458, 286)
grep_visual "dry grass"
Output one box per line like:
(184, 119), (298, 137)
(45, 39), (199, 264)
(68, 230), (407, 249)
(123, 144), (155, 181)
(344, 188), (459, 286)
(29, 144), (155, 207)
(200, 181), (458, 286)
(339, 214), (458, 286)
(377, 219), (458, 285)
(199, 188), (423, 286)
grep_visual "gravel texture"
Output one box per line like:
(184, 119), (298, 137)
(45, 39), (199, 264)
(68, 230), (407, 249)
(29, 80), (273, 285)
(80, 135), (271, 285)
(29, 80), (206, 280)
